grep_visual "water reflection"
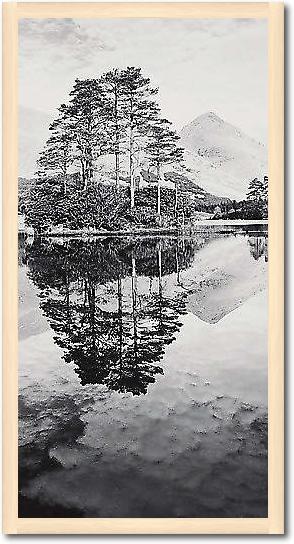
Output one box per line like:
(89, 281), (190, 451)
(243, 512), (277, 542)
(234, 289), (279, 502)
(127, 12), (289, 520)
(25, 229), (268, 395)
(247, 235), (268, 262)
(19, 228), (268, 518)
(26, 238), (197, 394)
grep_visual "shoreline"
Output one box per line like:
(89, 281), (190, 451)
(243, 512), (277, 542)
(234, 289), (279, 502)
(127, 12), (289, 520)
(192, 219), (268, 226)
(20, 220), (268, 239)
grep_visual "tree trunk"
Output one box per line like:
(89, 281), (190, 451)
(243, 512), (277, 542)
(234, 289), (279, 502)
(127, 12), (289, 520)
(115, 151), (120, 190)
(130, 126), (135, 208)
(158, 243), (163, 327)
(174, 182), (178, 214)
(115, 88), (120, 190)
(88, 282), (96, 352)
(149, 277), (153, 295)
(131, 253), (138, 361)
(129, 93), (135, 209)
(65, 253), (70, 333)
(84, 158), (90, 191)
(63, 173), (67, 196)
(175, 244), (180, 285)
(86, 147), (94, 186)
(157, 164), (161, 226)
(80, 160), (86, 190)
(63, 158), (67, 196)
(117, 275), (123, 369)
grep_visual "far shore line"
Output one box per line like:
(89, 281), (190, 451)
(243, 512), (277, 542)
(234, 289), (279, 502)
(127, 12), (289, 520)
(189, 219), (268, 226)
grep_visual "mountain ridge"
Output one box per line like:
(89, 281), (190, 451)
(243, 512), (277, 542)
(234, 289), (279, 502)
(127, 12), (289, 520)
(180, 111), (267, 200)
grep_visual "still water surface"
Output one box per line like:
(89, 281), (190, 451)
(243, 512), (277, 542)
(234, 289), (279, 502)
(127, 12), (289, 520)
(18, 226), (268, 518)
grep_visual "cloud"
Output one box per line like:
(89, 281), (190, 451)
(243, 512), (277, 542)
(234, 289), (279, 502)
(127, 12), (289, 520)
(18, 18), (267, 144)
(19, 19), (114, 70)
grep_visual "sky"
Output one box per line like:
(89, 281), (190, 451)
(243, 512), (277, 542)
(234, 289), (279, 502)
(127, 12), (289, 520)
(19, 17), (268, 176)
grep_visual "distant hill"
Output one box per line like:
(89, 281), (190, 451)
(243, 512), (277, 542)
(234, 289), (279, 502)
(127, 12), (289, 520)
(163, 171), (231, 207)
(19, 106), (54, 178)
(180, 112), (267, 201)
(18, 171), (230, 212)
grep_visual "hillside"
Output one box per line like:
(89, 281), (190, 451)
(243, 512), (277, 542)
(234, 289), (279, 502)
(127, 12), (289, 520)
(18, 171), (230, 218)
(163, 171), (230, 207)
(180, 112), (267, 201)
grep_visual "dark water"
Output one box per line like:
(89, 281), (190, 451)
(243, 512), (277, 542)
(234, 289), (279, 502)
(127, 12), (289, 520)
(18, 226), (268, 518)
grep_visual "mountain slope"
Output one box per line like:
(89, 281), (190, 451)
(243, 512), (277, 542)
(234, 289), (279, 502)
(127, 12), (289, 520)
(180, 112), (267, 200)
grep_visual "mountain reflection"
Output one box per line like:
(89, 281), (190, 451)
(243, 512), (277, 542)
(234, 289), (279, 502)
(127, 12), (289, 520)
(25, 230), (267, 395)
(26, 237), (199, 395)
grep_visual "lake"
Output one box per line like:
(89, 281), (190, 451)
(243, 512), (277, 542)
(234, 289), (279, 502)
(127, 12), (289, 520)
(18, 225), (268, 518)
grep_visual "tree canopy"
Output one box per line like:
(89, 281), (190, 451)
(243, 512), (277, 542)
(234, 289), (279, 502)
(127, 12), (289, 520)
(24, 67), (192, 231)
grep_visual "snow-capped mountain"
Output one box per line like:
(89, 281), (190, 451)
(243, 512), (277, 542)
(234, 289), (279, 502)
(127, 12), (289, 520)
(180, 112), (267, 201)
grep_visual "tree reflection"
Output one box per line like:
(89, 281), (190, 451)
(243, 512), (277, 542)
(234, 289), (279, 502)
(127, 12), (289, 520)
(26, 237), (196, 395)
(247, 235), (268, 262)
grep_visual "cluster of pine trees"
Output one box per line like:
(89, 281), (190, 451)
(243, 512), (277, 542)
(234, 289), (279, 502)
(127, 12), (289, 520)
(246, 175), (268, 215)
(214, 175), (268, 220)
(242, 175), (268, 219)
(23, 66), (269, 230)
(28, 67), (185, 231)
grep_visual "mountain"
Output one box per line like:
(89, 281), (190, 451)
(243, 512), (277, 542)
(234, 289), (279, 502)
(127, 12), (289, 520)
(180, 112), (267, 201)
(19, 106), (54, 178)
(184, 234), (267, 323)
(18, 107), (267, 203)
(157, 233), (267, 324)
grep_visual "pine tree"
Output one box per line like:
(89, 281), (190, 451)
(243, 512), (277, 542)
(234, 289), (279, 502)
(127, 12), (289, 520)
(59, 78), (108, 190)
(246, 175), (268, 218)
(145, 119), (184, 225)
(101, 69), (127, 190)
(36, 118), (73, 195)
(247, 177), (264, 202)
(261, 175), (268, 217)
(120, 67), (160, 208)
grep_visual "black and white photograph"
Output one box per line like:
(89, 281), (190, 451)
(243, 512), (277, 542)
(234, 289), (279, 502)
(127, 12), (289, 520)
(18, 16), (268, 519)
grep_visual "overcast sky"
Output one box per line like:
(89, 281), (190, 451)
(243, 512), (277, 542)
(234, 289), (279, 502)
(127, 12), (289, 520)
(19, 17), (268, 143)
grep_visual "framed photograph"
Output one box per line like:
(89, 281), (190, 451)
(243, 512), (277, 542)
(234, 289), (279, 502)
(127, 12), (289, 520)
(2, 1), (284, 535)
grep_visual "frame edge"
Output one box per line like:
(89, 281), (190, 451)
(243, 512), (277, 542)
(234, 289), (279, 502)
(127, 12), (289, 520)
(2, 0), (19, 535)
(268, 1), (284, 535)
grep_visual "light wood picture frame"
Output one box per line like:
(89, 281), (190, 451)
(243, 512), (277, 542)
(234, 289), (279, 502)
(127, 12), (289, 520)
(2, 1), (284, 534)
